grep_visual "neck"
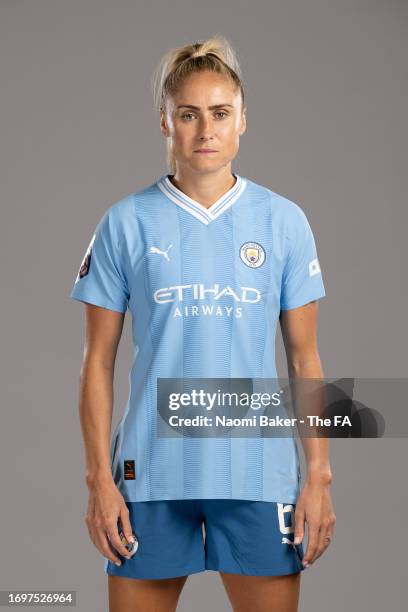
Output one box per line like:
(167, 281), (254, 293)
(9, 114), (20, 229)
(169, 166), (236, 209)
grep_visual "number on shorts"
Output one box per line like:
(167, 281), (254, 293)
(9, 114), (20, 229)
(277, 503), (295, 534)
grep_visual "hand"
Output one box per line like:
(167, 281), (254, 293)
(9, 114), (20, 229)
(85, 475), (135, 566)
(293, 476), (336, 568)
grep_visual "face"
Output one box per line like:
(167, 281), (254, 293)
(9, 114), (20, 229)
(160, 70), (246, 175)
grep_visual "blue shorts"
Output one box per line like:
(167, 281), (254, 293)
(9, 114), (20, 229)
(104, 499), (305, 580)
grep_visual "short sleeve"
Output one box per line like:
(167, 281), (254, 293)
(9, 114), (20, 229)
(69, 209), (129, 313)
(280, 205), (326, 310)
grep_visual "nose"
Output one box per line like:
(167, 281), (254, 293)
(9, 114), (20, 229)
(198, 115), (214, 140)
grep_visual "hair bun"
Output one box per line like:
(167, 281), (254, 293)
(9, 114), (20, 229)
(190, 49), (206, 59)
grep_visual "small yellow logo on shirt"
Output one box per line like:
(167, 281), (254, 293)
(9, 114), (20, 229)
(240, 242), (266, 268)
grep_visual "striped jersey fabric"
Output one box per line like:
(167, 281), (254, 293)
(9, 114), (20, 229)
(69, 173), (326, 502)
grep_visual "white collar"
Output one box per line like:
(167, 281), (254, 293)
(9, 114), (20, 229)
(157, 173), (247, 225)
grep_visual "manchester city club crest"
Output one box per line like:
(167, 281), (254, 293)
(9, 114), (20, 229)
(239, 241), (266, 268)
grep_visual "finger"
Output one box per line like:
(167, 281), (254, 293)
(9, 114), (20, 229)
(106, 520), (134, 559)
(313, 524), (334, 563)
(89, 521), (123, 566)
(293, 508), (305, 545)
(118, 505), (134, 543)
(312, 513), (335, 564)
(119, 506), (137, 554)
(302, 523), (320, 566)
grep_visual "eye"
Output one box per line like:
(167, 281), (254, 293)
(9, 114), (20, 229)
(181, 112), (195, 120)
(215, 111), (228, 119)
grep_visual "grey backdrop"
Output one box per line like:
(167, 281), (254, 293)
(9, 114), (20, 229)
(1, 0), (407, 610)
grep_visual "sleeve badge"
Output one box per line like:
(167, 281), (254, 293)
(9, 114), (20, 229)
(76, 233), (96, 281)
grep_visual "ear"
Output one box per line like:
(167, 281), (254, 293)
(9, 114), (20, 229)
(160, 109), (170, 137)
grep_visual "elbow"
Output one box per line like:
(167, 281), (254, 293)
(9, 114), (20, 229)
(287, 351), (323, 377)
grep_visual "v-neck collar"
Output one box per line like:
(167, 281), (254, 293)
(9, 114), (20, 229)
(156, 173), (247, 225)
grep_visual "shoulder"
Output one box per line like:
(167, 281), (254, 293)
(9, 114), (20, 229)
(104, 182), (154, 219)
(244, 177), (309, 232)
(97, 180), (159, 237)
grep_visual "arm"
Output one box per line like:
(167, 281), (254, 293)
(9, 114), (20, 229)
(80, 303), (124, 488)
(280, 300), (331, 482)
(78, 303), (135, 566)
(280, 300), (336, 567)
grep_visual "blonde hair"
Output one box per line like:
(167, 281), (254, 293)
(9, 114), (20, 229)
(151, 34), (245, 174)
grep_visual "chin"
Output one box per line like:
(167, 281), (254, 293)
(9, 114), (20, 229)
(189, 159), (226, 173)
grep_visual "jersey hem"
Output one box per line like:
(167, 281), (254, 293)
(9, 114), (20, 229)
(69, 291), (128, 313)
(121, 493), (299, 504)
(280, 292), (326, 311)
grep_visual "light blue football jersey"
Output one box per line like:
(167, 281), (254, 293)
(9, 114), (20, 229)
(69, 173), (326, 502)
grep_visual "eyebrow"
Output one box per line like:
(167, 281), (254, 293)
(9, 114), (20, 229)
(176, 104), (234, 110)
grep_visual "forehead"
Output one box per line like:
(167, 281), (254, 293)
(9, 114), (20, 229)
(170, 71), (240, 105)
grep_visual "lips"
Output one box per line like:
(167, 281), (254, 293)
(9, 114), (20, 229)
(194, 149), (218, 153)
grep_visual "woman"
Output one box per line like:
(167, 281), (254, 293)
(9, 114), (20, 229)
(70, 34), (335, 612)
